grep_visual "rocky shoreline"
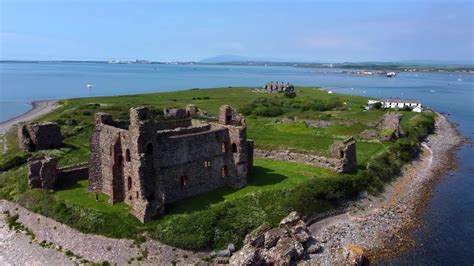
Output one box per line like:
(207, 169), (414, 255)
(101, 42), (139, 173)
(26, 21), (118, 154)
(0, 114), (463, 265)
(302, 113), (463, 264)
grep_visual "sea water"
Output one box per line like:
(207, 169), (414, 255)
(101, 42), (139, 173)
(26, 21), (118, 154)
(0, 62), (473, 264)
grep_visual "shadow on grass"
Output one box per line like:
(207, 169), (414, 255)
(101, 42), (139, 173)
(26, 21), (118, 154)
(55, 180), (84, 190)
(164, 166), (288, 216)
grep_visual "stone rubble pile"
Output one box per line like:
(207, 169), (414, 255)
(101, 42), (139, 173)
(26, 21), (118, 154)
(230, 211), (322, 265)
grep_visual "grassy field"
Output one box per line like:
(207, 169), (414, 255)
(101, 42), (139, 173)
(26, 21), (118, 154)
(0, 87), (389, 169)
(0, 86), (435, 250)
(54, 158), (337, 223)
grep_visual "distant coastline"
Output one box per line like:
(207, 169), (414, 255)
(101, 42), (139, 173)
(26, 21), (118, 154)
(2, 60), (473, 74)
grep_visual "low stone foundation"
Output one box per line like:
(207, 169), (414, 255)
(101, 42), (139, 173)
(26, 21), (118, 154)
(254, 137), (357, 173)
(27, 156), (88, 190)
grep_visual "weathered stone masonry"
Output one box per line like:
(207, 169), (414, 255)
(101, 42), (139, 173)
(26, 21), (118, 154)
(18, 122), (62, 152)
(27, 155), (88, 189)
(255, 137), (357, 173)
(88, 104), (254, 222)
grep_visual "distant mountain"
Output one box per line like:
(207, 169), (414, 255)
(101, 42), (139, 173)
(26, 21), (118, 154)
(199, 55), (290, 63)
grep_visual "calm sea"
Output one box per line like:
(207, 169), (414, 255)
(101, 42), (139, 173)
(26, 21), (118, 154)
(0, 62), (473, 264)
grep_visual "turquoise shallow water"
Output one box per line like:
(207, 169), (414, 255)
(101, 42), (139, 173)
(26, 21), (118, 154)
(0, 62), (473, 264)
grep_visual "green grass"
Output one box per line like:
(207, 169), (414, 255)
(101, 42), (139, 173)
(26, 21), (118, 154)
(165, 159), (337, 215)
(0, 86), (434, 250)
(53, 159), (336, 220)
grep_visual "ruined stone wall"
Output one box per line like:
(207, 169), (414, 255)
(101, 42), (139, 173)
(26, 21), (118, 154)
(27, 156), (88, 190)
(378, 112), (403, 141)
(254, 149), (347, 172)
(154, 127), (239, 203)
(27, 155), (58, 189)
(88, 113), (143, 208)
(255, 138), (357, 173)
(56, 164), (89, 188)
(18, 122), (62, 152)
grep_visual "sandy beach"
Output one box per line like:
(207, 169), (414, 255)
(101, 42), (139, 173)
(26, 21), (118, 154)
(0, 100), (58, 134)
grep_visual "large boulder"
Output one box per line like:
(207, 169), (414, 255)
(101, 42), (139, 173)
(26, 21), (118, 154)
(230, 211), (322, 265)
(243, 223), (271, 248)
(229, 244), (263, 265)
(280, 211), (311, 243)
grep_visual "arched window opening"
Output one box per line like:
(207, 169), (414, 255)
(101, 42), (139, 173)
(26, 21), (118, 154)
(125, 149), (131, 162)
(129, 195), (132, 201)
(127, 176), (132, 190)
(221, 165), (228, 178)
(231, 143), (238, 153)
(136, 191), (139, 199)
(221, 142), (227, 153)
(340, 150), (344, 159)
(180, 176), (189, 186)
(204, 160), (211, 168)
(146, 143), (153, 156)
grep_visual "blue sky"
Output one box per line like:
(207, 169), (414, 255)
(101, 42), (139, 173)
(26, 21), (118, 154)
(0, 0), (473, 62)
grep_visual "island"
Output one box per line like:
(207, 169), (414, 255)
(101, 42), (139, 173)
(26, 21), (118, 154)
(0, 86), (462, 265)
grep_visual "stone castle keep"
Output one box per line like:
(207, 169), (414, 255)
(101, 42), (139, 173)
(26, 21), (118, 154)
(88, 104), (254, 222)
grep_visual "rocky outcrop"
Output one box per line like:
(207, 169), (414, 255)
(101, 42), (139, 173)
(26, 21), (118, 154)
(230, 211), (322, 265)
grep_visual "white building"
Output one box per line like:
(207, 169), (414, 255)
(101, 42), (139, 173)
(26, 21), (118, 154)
(368, 98), (423, 112)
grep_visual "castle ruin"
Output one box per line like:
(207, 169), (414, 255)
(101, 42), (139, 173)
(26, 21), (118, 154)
(255, 137), (357, 173)
(18, 122), (62, 152)
(262, 81), (296, 96)
(27, 155), (58, 189)
(88, 105), (254, 222)
(27, 155), (89, 190)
